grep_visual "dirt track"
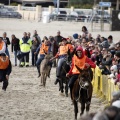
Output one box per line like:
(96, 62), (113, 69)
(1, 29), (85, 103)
(0, 19), (115, 120)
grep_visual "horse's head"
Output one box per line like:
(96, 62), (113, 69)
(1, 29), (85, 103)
(75, 65), (91, 89)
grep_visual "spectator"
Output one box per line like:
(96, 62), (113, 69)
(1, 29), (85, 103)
(49, 36), (58, 67)
(11, 34), (20, 66)
(32, 30), (41, 44)
(31, 36), (40, 66)
(27, 32), (31, 39)
(54, 30), (63, 48)
(19, 32), (32, 67)
(2, 32), (10, 58)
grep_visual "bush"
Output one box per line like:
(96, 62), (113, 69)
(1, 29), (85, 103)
(66, 4), (93, 9)
(10, 2), (18, 6)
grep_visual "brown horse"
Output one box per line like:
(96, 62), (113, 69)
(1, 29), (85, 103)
(72, 66), (93, 120)
(40, 53), (52, 87)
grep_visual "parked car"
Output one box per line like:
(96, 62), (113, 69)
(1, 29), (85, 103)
(86, 10), (111, 23)
(50, 10), (67, 21)
(0, 9), (22, 19)
(66, 11), (87, 22)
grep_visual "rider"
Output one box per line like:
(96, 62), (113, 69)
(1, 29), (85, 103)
(66, 46), (96, 100)
(35, 39), (51, 77)
(50, 38), (73, 85)
(0, 53), (12, 91)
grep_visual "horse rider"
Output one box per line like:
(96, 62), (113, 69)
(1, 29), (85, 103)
(50, 38), (73, 85)
(19, 32), (32, 67)
(0, 37), (6, 54)
(35, 39), (51, 77)
(66, 47), (96, 100)
(0, 53), (12, 91)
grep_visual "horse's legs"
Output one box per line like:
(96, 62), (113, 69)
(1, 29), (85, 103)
(40, 74), (43, 86)
(80, 102), (85, 116)
(60, 79), (64, 93)
(43, 74), (47, 87)
(65, 83), (68, 97)
(86, 98), (91, 113)
(73, 100), (78, 120)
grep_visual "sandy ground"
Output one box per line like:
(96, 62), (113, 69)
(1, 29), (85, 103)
(0, 18), (119, 120)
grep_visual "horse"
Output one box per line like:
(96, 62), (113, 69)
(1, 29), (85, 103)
(72, 66), (93, 120)
(57, 48), (75, 97)
(40, 53), (52, 87)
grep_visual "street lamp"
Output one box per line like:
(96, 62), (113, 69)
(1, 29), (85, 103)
(9, 0), (11, 5)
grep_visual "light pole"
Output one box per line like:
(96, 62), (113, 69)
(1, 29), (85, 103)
(9, 0), (11, 5)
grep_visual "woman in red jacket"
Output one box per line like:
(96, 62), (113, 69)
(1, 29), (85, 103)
(66, 46), (96, 100)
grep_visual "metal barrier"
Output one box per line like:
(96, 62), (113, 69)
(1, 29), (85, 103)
(93, 66), (120, 103)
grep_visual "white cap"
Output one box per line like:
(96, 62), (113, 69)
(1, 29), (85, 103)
(112, 100), (120, 108)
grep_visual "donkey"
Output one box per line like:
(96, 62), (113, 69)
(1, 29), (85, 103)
(40, 53), (52, 87)
(72, 66), (93, 120)
(58, 49), (75, 97)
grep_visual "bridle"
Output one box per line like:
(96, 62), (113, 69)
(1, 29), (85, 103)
(76, 70), (91, 102)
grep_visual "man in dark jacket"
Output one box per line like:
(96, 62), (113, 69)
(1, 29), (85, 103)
(0, 53), (12, 91)
(54, 30), (63, 48)
(11, 34), (20, 66)
(2, 32), (10, 58)
(32, 30), (41, 44)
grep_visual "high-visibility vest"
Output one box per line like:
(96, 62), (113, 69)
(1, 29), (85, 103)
(67, 44), (74, 52)
(0, 56), (9, 69)
(19, 38), (32, 53)
(0, 41), (4, 50)
(72, 55), (87, 74)
(39, 43), (49, 54)
(59, 45), (69, 55)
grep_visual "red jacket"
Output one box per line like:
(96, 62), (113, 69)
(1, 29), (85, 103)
(68, 55), (96, 75)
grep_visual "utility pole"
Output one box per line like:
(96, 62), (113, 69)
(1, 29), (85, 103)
(57, 0), (60, 15)
(116, 0), (120, 10)
(9, 0), (11, 5)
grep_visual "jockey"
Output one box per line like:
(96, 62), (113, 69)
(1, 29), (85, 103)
(0, 53), (12, 91)
(66, 47), (96, 100)
(35, 40), (51, 77)
(50, 38), (73, 85)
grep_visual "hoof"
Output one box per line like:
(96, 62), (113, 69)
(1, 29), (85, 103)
(66, 93), (68, 97)
(80, 113), (83, 116)
(39, 83), (43, 86)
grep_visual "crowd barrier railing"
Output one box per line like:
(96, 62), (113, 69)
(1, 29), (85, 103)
(92, 66), (120, 103)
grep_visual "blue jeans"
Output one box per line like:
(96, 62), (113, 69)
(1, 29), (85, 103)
(5, 47), (10, 58)
(14, 51), (20, 65)
(56, 57), (66, 77)
(36, 54), (45, 74)
(31, 50), (38, 66)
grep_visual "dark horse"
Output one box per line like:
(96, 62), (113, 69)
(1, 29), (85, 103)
(72, 66), (93, 120)
(58, 49), (75, 97)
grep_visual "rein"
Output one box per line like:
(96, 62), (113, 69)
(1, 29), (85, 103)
(76, 71), (91, 102)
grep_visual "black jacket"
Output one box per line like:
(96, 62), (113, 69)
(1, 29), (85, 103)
(2, 37), (10, 47)
(11, 38), (20, 52)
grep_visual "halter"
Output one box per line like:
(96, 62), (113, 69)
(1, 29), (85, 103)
(76, 70), (91, 102)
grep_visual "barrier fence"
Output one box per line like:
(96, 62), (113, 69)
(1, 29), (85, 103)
(93, 66), (120, 104)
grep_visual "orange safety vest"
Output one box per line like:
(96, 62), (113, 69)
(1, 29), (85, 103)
(67, 44), (74, 52)
(59, 45), (69, 55)
(0, 56), (9, 69)
(39, 43), (49, 54)
(0, 41), (4, 50)
(72, 55), (87, 74)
